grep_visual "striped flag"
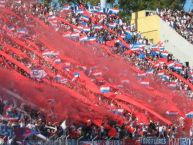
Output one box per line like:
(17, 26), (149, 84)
(167, 62), (175, 68)
(63, 4), (71, 10)
(168, 82), (177, 88)
(100, 86), (110, 93)
(146, 69), (154, 74)
(137, 73), (146, 77)
(79, 36), (88, 41)
(88, 37), (96, 41)
(75, 9), (83, 14)
(160, 51), (169, 58)
(43, 51), (59, 57)
(108, 23), (117, 28)
(161, 74), (170, 81)
(186, 112), (193, 118)
(80, 15), (90, 21)
(173, 63), (183, 71)
(108, 8), (119, 14)
(140, 81), (150, 85)
(72, 72), (80, 82)
(157, 71), (164, 76)
(93, 25), (103, 30)
(17, 28), (28, 34)
(166, 111), (178, 116)
(82, 27), (90, 32)
(70, 32), (80, 37)
(30, 69), (47, 79)
(0, 0), (5, 8)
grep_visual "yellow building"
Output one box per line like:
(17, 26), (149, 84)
(130, 10), (161, 44)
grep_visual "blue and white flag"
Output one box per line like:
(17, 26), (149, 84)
(108, 23), (117, 28)
(88, 37), (96, 41)
(100, 86), (110, 93)
(17, 28), (28, 34)
(160, 51), (168, 58)
(93, 25), (103, 30)
(186, 112), (193, 118)
(80, 15), (90, 21)
(74, 72), (80, 78)
(63, 4), (71, 10)
(79, 36), (88, 41)
(82, 27), (90, 32)
(30, 69), (47, 79)
(108, 8), (119, 14)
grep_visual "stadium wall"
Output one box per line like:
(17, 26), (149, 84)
(131, 10), (161, 44)
(131, 10), (193, 66)
(160, 19), (193, 66)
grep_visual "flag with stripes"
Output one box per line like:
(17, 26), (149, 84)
(0, 0), (5, 8)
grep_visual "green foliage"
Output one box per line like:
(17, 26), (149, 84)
(119, 0), (185, 12)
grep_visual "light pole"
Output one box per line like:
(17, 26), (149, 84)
(100, 0), (106, 8)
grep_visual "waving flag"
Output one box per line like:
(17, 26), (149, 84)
(82, 27), (90, 32)
(74, 72), (80, 78)
(186, 112), (193, 118)
(30, 69), (47, 79)
(166, 111), (178, 116)
(72, 72), (80, 82)
(112, 109), (124, 115)
(93, 25), (103, 30)
(88, 37), (96, 41)
(146, 69), (154, 74)
(108, 23), (117, 28)
(92, 72), (102, 77)
(168, 82), (177, 88)
(108, 8), (119, 14)
(100, 86), (110, 93)
(121, 34), (126, 38)
(167, 62), (175, 68)
(79, 36), (88, 41)
(63, 4), (71, 10)
(140, 81), (150, 85)
(80, 15), (90, 21)
(75, 9), (83, 14)
(0, 0), (5, 8)
(17, 28), (28, 34)
(161, 74), (170, 81)
(160, 51), (169, 58)
(71, 32), (80, 37)
(157, 71), (164, 76)
(173, 63), (183, 71)
(43, 51), (59, 57)
(137, 73), (146, 77)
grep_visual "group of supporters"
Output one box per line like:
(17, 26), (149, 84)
(157, 8), (193, 44)
(48, 4), (193, 97)
(0, 0), (192, 144)
(0, 95), (184, 144)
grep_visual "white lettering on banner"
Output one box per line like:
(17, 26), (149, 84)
(93, 140), (122, 145)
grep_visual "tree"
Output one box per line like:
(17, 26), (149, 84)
(119, 0), (185, 13)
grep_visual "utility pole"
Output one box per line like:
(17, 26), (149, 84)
(100, 0), (106, 8)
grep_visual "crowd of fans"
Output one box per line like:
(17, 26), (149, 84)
(0, 95), (184, 144)
(0, 0), (192, 144)
(50, 4), (193, 98)
(157, 8), (193, 44)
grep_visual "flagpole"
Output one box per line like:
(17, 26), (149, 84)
(100, 0), (106, 8)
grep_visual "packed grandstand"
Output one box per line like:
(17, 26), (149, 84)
(0, 0), (193, 145)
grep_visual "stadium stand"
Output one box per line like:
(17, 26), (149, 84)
(156, 9), (193, 44)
